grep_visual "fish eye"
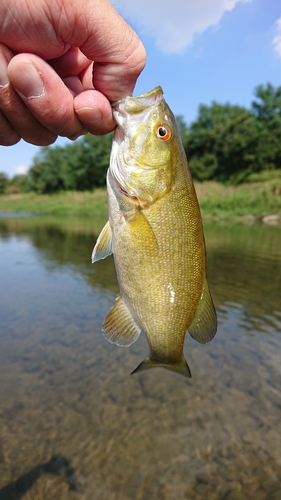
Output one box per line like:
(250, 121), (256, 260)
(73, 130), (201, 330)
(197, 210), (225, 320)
(156, 124), (172, 141)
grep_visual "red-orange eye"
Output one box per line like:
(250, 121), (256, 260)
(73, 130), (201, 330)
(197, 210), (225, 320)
(156, 124), (172, 141)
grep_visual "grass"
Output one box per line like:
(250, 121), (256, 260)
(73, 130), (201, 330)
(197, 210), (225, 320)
(0, 178), (281, 221)
(195, 180), (281, 220)
(0, 188), (108, 216)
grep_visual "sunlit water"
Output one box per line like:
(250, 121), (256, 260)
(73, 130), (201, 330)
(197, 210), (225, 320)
(0, 215), (280, 500)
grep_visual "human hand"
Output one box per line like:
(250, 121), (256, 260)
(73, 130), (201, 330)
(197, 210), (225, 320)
(0, 0), (146, 146)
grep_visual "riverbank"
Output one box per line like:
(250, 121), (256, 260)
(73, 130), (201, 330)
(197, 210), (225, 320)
(0, 189), (108, 217)
(0, 180), (280, 222)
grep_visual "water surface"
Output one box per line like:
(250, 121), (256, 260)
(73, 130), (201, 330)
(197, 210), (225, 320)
(0, 216), (280, 500)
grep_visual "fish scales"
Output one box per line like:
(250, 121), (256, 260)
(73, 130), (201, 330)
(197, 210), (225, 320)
(92, 86), (217, 377)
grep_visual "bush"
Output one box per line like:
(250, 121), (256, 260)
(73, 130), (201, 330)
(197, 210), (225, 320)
(0, 172), (8, 194)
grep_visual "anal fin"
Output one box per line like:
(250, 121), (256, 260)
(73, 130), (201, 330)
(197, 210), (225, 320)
(103, 296), (141, 347)
(188, 278), (217, 344)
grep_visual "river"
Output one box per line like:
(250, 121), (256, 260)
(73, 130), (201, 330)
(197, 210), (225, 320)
(0, 215), (280, 500)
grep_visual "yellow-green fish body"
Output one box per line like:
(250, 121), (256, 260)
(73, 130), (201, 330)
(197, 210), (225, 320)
(92, 86), (217, 377)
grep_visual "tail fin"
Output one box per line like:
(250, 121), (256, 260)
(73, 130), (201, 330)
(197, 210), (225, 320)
(131, 355), (192, 378)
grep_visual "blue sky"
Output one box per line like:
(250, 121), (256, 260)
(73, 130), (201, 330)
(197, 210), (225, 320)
(1, 0), (280, 177)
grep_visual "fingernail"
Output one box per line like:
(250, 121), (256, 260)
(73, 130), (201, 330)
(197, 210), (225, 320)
(0, 52), (9, 87)
(76, 107), (103, 124)
(10, 59), (44, 99)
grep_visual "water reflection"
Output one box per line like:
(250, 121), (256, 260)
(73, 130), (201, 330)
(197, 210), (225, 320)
(0, 216), (280, 500)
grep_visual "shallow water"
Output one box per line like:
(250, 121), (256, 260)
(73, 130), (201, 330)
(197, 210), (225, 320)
(0, 216), (280, 500)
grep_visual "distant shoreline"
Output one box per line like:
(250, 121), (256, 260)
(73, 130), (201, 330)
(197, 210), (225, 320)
(0, 181), (280, 224)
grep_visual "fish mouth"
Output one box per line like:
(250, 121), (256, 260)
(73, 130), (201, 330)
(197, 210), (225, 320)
(112, 86), (164, 133)
(112, 86), (163, 114)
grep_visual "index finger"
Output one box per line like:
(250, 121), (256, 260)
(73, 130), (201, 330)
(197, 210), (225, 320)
(66, 0), (146, 101)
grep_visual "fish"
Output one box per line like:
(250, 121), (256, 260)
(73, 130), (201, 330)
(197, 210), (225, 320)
(92, 86), (217, 378)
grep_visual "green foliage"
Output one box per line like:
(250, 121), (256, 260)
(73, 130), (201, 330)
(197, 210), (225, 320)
(176, 115), (189, 144)
(0, 172), (8, 194)
(28, 146), (65, 193)
(27, 133), (112, 194)
(60, 134), (112, 191)
(1, 180), (280, 219)
(251, 83), (281, 172)
(183, 103), (258, 182)
(181, 83), (281, 183)
(0, 189), (108, 216)
(8, 174), (30, 193)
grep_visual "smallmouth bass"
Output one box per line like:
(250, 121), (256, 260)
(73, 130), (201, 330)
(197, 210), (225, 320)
(92, 86), (217, 378)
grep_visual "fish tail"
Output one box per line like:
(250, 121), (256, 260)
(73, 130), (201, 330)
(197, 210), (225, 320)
(131, 355), (192, 378)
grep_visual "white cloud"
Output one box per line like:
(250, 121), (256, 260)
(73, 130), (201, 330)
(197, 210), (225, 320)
(273, 17), (281, 57)
(111, 0), (251, 53)
(15, 164), (29, 175)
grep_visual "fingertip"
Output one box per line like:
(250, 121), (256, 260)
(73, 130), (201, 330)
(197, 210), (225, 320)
(76, 108), (115, 135)
(0, 132), (21, 146)
(25, 133), (58, 147)
(74, 89), (115, 135)
(0, 44), (14, 63)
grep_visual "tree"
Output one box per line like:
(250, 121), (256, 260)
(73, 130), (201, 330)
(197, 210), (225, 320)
(182, 83), (281, 183)
(183, 102), (256, 182)
(251, 83), (281, 171)
(27, 133), (112, 193)
(28, 146), (66, 193)
(9, 174), (30, 193)
(176, 115), (189, 145)
(60, 133), (112, 191)
(0, 172), (8, 194)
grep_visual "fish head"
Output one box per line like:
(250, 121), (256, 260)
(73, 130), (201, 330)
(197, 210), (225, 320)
(110, 86), (182, 208)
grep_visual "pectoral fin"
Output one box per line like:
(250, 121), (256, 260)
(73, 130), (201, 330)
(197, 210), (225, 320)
(92, 221), (112, 263)
(126, 211), (158, 254)
(103, 296), (141, 347)
(188, 278), (217, 344)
